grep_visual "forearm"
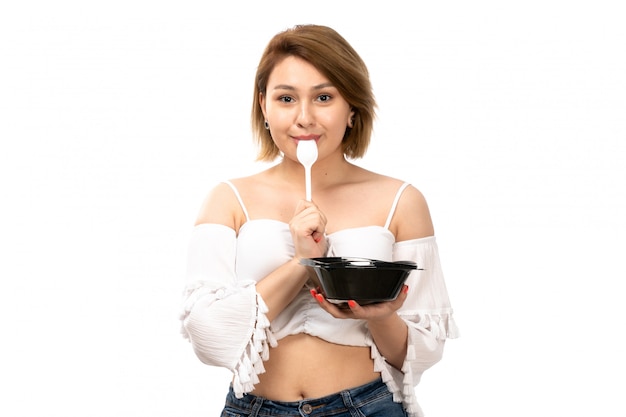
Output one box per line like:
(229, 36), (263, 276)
(367, 313), (408, 370)
(256, 258), (311, 322)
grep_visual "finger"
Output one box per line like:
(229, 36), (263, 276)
(293, 199), (317, 216)
(311, 290), (351, 317)
(291, 206), (326, 238)
(312, 230), (325, 243)
(397, 284), (410, 303)
(385, 285), (409, 311)
(310, 288), (327, 304)
(347, 300), (361, 310)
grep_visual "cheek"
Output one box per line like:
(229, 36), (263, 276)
(323, 114), (350, 134)
(266, 107), (293, 126)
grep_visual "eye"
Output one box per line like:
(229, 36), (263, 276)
(317, 94), (332, 102)
(278, 95), (294, 103)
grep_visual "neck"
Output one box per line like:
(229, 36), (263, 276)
(274, 152), (355, 191)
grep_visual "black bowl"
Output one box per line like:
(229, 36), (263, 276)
(300, 257), (419, 305)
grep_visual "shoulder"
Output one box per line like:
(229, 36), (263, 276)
(390, 181), (435, 241)
(397, 183), (428, 209)
(351, 168), (434, 239)
(194, 170), (274, 228)
(193, 180), (244, 228)
(358, 169), (415, 199)
(369, 173), (430, 222)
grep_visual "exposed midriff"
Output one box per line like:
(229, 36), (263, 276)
(249, 333), (380, 400)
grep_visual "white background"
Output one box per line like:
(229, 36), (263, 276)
(1, 1), (625, 416)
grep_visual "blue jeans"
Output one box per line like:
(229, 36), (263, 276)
(220, 377), (408, 417)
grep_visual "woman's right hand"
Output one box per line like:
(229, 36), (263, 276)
(289, 199), (328, 260)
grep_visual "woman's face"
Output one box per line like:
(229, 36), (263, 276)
(260, 56), (354, 162)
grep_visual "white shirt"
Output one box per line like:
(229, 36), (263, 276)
(180, 181), (458, 417)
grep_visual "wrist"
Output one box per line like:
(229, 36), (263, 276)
(289, 257), (310, 277)
(367, 312), (403, 329)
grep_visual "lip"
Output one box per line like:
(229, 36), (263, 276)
(293, 134), (320, 141)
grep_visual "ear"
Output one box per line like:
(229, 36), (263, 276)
(260, 92), (268, 120)
(347, 108), (356, 128)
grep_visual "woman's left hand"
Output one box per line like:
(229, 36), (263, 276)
(310, 285), (409, 321)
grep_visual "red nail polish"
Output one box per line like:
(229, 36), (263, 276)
(316, 294), (324, 303)
(403, 285), (409, 294)
(348, 300), (357, 308)
(310, 289), (317, 297)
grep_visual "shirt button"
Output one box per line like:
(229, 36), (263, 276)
(302, 403), (313, 414)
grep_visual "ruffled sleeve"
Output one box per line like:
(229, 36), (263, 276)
(179, 223), (277, 396)
(371, 236), (459, 417)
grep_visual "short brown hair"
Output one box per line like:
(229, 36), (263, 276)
(251, 25), (377, 161)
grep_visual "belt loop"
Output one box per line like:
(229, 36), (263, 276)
(341, 391), (360, 417)
(250, 396), (264, 417)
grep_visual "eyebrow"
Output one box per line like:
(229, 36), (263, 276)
(272, 82), (335, 91)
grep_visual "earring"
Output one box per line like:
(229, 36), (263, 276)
(264, 120), (270, 130)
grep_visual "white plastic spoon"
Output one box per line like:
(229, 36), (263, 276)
(296, 140), (318, 201)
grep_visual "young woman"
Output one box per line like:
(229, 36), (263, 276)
(180, 24), (458, 417)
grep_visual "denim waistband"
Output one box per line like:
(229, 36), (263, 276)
(222, 377), (406, 417)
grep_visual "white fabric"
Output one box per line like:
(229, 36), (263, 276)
(180, 224), (277, 394)
(180, 182), (458, 417)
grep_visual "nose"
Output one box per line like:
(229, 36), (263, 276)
(296, 102), (314, 127)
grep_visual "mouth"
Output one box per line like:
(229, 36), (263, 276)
(293, 134), (320, 141)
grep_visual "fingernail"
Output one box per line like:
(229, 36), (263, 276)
(315, 294), (324, 303)
(348, 300), (357, 308)
(403, 285), (409, 294)
(310, 289), (317, 297)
